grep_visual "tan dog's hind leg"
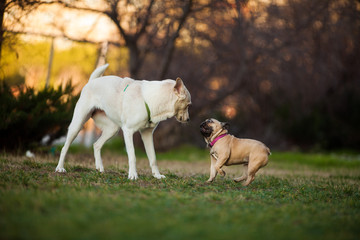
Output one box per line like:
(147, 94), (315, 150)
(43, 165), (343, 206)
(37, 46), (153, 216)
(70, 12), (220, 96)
(244, 161), (258, 186)
(243, 154), (268, 186)
(207, 155), (218, 182)
(234, 164), (248, 182)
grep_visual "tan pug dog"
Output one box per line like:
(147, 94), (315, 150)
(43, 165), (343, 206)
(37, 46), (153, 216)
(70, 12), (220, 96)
(200, 118), (270, 186)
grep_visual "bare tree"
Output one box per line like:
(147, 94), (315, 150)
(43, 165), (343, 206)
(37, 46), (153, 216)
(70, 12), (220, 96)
(42, 0), (194, 79)
(0, 0), (42, 64)
(162, 0), (360, 149)
(0, 1), (5, 62)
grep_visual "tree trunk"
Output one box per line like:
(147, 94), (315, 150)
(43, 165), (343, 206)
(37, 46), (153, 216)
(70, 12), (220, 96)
(45, 38), (54, 88)
(128, 43), (140, 78)
(158, 0), (192, 79)
(0, 0), (6, 64)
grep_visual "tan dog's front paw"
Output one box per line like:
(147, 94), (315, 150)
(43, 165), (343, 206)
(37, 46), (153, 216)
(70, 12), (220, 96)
(206, 178), (214, 183)
(234, 176), (247, 182)
(218, 169), (226, 177)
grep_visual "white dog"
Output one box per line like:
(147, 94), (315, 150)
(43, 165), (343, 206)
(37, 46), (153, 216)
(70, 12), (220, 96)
(55, 64), (191, 180)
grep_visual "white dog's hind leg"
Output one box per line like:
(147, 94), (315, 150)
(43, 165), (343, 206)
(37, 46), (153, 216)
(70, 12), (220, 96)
(140, 128), (165, 179)
(93, 113), (120, 172)
(123, 128), (138, 180)
(55, 100), (93, 172)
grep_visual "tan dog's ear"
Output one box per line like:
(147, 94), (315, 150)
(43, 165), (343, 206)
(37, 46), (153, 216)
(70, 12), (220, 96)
(174, 77), (184, 96)
(222, 122), (230, 130)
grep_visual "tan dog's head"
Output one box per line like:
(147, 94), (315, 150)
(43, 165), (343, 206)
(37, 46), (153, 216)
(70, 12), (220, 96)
(173, 78), (191, 123)
(200, 118), (229, 140)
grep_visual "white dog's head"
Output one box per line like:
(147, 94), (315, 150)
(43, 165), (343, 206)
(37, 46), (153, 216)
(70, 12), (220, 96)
(173, 78), (191, 123)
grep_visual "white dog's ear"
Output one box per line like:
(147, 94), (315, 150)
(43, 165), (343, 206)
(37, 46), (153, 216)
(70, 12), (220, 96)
(174, 77), (184, 96)
(222, 122), (230, 130)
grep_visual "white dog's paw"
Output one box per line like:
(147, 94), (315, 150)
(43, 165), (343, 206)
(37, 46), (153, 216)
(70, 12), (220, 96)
(55, 167), (67, 173)
(96, 165), (104, 173)
(95, 161), (104, 172)
(128, 172), (138, 180)
(153, 173), (166, 179)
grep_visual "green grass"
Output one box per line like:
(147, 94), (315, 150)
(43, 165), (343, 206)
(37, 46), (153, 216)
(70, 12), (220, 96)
(65, 137), (360, 166)
(0, 150), (359, 240)
(271, 151), (360, 169)
(64, 138), (210, 161)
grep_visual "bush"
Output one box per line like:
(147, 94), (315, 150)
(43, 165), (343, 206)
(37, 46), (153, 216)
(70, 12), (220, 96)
(276, 85), (360, 150)
(0, 81), (79, 151)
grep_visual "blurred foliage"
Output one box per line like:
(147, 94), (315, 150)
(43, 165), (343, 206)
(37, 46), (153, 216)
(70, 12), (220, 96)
(1, 38), (50, 86)
(276, 84), (360, 150)
(0, 39), (128, 88)
(1, 0), (359, 152)
(0, 80), (79, 151)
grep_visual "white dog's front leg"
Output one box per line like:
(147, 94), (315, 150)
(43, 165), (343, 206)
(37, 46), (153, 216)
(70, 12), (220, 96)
(123, 128), (138, 180)
(140, 128), (165, 179)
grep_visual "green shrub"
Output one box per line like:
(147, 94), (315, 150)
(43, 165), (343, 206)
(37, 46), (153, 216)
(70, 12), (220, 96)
(275, 86), (360, 150)
(0, 81), (79, 151)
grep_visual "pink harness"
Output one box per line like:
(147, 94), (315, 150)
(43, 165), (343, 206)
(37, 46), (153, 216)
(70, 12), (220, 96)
(208, 134), (228, 148)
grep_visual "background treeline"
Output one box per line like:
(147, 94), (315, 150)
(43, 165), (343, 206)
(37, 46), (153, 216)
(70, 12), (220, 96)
(1, 0), (359, 151)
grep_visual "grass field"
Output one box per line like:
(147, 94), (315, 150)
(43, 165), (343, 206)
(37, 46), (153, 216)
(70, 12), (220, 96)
(1, 146), (360, 240)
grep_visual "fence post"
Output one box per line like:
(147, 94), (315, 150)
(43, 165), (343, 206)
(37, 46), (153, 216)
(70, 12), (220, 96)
(45, 37), (54, 88)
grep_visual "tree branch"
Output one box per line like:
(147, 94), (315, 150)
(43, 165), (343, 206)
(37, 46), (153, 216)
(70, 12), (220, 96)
(158, 0), (193, 79)
(40, 0), (105, 14)
(4, 29), (120, 46)
(135, 0), (155, 39)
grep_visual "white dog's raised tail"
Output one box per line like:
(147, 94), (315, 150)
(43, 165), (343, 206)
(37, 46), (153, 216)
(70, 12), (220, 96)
(89, 63), (109, 81)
